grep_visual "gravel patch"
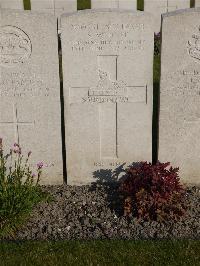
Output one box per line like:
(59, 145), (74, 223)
(12, 184), (200, 240)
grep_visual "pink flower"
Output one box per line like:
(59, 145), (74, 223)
(37, 162), (43, 169)
(13, 143), (20, 147)
(12, 143), (21, 154)
(13, 147), (21, 154)
(32, 173), (36, 177)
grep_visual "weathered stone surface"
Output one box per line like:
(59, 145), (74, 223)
(0, 10), (63, 184)
(91, 0), (137, 10)
(195, 0), (200, 7)
(0, 0), (24, 9)
(61, 10), (154, 185)
(144, 0), (190, 32)
(159, 9), (200, 184)
(31, 0), (77, 30)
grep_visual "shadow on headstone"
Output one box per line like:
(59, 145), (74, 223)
(90, 162), (141, 217)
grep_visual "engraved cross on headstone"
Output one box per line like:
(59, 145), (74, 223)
(70, 55), (147, 159)
(0, 103), (35, 144)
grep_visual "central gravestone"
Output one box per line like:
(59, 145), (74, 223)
(61, 10), (154, 185)
(0, 10), (63, 184)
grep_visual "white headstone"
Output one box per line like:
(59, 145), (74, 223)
(0, 10), (63, 184)
(195, 0), (200, 7)
(144, 0), (190, 32)
(91, 0), (137, 10)
(31, 0), (77, 30)
(0, 0), (24, 9)
(159, 9), (200, 185)
(61, 10), (154, 185)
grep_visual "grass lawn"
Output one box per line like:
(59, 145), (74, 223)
(0, 240), (200, 265)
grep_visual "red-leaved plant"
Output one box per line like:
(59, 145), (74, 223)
(119, 162), (187, 222)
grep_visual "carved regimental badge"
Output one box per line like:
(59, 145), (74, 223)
(0, 26), (32, 67)
(87, 70), (128, 103)
(188, 27), (200, 61)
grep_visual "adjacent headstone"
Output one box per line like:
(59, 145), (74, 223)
(0, 0), (24, 9)
(31, 0), (77, 31)
(91, 0), (137, 10)
(61, 10), (154, 185)
(0, 10), (63, 184)
(159, 9), (200, 184)
(195, 0), (200, 7)
(144, 0), (190, 32)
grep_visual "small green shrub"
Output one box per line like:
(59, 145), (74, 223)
(0, 138), (50, 239)
(119, 162), (187, 222)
